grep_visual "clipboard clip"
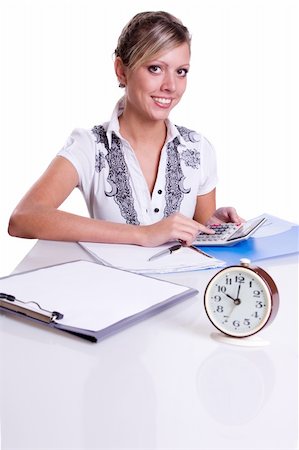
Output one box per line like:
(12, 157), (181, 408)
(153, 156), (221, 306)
(0, 292), (64, 324)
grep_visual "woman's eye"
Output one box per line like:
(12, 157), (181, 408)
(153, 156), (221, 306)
(177, 68), (189, 77)
(148, 65), (162, 74)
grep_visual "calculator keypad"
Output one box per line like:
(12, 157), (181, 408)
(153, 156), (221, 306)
(196, 223), (239, 242)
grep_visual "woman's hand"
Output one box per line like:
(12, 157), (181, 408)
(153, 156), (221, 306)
(139, 212), (214, 247)
(206, 207), (245, 225)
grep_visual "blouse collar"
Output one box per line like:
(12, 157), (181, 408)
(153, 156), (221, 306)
(105, 97), (185, 148)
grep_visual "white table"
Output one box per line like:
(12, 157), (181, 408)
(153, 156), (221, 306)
(0, 240), (298, 450)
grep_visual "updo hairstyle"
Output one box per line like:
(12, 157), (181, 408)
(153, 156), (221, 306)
(114, 11), (191, 71)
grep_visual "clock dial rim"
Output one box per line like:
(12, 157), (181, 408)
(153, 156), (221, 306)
(204, 265), (279, 338)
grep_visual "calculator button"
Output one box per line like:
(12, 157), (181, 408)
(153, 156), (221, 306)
(196, 223), (240, 241)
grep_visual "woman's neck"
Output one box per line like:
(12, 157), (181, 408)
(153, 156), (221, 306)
(118, 106), (168, 195)
(118, 109), (167, 151)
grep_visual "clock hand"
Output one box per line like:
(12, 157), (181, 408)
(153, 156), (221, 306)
(223, 287), (243, 318)
(225, 287), (242, 317)
(236, 283), (241, 299)
(225, 285), (242, 303)
(225, 293), (235, 301)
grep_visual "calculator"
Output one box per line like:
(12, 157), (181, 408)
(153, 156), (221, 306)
(193, 216), (267, 246)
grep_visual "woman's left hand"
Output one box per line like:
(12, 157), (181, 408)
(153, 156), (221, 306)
(206, 207), (245, 225)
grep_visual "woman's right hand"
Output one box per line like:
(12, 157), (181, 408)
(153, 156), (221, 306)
(138, 212), (214, 247)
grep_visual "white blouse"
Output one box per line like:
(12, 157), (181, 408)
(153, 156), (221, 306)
(57, 98), (218, 225)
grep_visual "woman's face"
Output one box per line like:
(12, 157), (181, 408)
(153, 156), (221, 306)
(124, 42), (190, 123)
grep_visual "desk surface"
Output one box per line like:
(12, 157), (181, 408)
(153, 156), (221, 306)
(1, 240), (298, 450)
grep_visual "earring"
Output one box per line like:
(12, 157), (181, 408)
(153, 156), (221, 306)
(119, 82), (125, 88)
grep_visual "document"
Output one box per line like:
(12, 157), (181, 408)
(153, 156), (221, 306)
(0, 260), (198, 342)
(79, 242), (225, 274)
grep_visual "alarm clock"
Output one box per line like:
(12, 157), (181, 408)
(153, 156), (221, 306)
(204, 258), (279, 340)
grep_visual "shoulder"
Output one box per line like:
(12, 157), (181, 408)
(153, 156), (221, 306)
(62, 127), (96, 150)
(65, 123), (111, 152)
(58, 128), (97, 169)
(175, 124), (215, 155)
(172, 124), (216, 172)
(175, 125), (202, 144)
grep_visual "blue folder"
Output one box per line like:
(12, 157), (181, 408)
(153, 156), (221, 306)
(195, 214), (299, 266)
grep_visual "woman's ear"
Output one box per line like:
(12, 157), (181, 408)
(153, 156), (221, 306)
(114, 57), (127, 88)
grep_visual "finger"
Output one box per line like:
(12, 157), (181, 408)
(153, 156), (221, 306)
(197, 223), (215, 234)
(175, 226), (212, 245)
(206, 215), (224, 225)
(225, 207), (244, 223)
(170, 216), (213, 236)
(231, 213), (246, 224)
(184, 221), (215, 236)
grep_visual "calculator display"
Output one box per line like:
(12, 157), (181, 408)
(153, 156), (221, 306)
(226, 217), (265, 241)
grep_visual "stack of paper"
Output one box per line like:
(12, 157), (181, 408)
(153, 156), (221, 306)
(79, 242), (225, 274)
(0, 260), (198, 342)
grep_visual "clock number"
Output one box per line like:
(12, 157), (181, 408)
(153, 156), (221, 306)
(243, 319), (250, 326)
(233, 320), (240, 327)
(217, 286), (227, 293)
(216, 305), (224, 313)
(253, 290), (261, 297)
(213, 295), (221, 302)
(235, 275), (245, 283)
(255, 301), (263, 308)
(225, 278), (232, 285)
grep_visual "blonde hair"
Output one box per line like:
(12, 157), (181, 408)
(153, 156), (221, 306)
(114, 11), (191, 71)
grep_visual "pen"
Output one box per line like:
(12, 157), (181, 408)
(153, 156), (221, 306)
(148, 244), (182, 262)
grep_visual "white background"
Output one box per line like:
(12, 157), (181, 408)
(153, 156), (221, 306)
(0, 0), (298, 276)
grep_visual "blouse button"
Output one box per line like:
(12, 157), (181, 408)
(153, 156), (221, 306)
(154, 208), (160, 213)
(157, 189), (162, 194)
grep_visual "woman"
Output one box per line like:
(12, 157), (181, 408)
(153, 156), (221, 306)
(8, 11), (242, 247)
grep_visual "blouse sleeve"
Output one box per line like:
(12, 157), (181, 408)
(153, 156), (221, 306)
(197, 137), (218, 195)
(57, 128), (96, 193)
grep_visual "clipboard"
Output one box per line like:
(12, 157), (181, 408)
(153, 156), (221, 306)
(0, 260), (198, 342)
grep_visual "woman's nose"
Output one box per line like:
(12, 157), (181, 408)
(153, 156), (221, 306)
(160, 72), (176, 92)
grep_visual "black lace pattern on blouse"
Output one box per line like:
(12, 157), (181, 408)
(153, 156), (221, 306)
(164, 136), (191, 217)
(176, 125), (201, 169)
(92, 125), (140, 225)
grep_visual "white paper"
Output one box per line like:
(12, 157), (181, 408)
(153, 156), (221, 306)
(0, 261), (192, 332)
(79, 242), (224, 274)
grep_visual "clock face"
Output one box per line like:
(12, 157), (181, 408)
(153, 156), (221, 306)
(204, 266), (272, 337)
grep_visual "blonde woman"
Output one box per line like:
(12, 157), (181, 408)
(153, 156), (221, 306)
(9, 11), (242, 247)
